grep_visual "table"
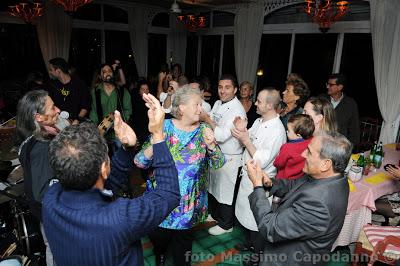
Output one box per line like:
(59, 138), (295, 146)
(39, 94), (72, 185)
(332, 143), (400, 250)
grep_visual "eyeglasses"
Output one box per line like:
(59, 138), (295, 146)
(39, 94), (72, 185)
(326, 82), (337, 87)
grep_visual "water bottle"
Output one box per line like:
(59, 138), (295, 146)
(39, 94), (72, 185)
(373, 141), (383, 169)
(55, 111), (70, 131)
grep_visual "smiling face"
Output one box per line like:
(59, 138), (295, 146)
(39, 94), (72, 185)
(101, 65), (114, 82)
(301, 136), (324, 177)
(218, 79), (237, 102)
(255, 90), (268, 115)
(180, 94), (203, 124)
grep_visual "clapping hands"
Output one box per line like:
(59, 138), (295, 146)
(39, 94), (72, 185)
(203, 127), (216, 151)
(143, 93), (165, 141)
(247, 160), (273, 188)
(114, 110), (137, 148)
(233, 116), (247, 131)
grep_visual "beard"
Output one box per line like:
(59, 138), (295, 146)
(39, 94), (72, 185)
(103, 75), (115, 84)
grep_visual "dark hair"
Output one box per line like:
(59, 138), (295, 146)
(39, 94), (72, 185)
(49, 122), (109, 191)
(49, 57), (69, 74)
(172, 63), (182, 73)
(315, 130), (353, 174)
(219, 74), (238, 88)
(190, 76), (205, 91)
(285, 76), (310, 107)
(288, 114), (315, 140)
(328, 73), (346, 87)
(26, 71), (44, 84)
(137, 78), (150, 90)
(16, 90), (48, 140)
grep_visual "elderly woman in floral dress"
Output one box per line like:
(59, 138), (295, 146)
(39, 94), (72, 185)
(134, 85), (224, 266)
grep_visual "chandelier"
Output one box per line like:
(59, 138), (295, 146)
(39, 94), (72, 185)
(177, 14), (206, 32)
(304, 0), (349, 33)
(8, 1), (44, 24)
(52, 0), (92, 14)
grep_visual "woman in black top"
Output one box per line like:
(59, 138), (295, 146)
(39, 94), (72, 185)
(239, 81), (258, 128)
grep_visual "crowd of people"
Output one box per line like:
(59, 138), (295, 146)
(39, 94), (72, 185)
(12, 55), (393, 266)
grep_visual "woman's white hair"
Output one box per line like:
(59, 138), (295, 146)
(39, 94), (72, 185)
(170, 85), (202, 119)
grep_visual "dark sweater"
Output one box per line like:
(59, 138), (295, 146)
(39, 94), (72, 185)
(19, 137), (53, 221)
(334, 95), (360, 145)
(42, 142), (180, 266)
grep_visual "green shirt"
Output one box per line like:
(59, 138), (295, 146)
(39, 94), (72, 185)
(89, 83), (132, 125)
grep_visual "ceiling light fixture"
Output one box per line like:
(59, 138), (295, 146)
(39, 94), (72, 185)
(304, 0), (349, 33)
(52, 0), (92, 15)
(8, 1), (44, 24)
(177, 14), (206, 32)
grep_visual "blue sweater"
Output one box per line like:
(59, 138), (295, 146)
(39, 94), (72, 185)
(42, 142), (180, 266)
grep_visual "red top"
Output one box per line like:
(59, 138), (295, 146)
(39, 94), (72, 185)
(274, 138), (312, 180)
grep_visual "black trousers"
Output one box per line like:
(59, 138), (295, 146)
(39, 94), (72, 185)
(208, 167), (242, 230)
(149, 227), (193, 266)
(240, 224), (265, 266)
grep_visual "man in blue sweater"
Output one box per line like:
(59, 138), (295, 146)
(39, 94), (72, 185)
(42, 93), (180, 266)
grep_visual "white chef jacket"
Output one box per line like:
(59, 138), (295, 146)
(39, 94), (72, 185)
(208, 97), (247, 204)
(235, 115), (287, 231)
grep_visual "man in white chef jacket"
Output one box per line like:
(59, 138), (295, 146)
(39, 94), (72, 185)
(231, 88), (286, 263)
(200, 74), (247, 236)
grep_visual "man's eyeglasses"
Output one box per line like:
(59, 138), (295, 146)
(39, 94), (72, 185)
(326, 83), (337, 87)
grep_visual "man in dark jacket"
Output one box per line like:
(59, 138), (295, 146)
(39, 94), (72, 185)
(42, 94), (180, 266)
(326, 73), (360, 145)
(247, 131), (352, 266)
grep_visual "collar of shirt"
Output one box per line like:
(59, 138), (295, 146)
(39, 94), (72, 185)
(289, 138), (304, 143)
(330, 93), (344, 108)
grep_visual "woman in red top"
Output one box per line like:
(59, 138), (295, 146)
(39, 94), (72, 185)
(274, 114), (315, 179)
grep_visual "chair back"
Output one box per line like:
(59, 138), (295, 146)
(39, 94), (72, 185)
(357, 117), (382, 152)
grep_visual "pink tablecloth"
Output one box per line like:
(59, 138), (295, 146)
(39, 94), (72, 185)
(333, 144), (400, 250)
(348, 145), (400, 212)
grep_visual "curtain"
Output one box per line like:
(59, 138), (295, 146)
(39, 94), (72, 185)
(167, 14), (187, 72)
(370, 0), (400, 144)
(128, 7), (150, 78)
(36, 0), (72, 67)
(234, 1), (264, 86)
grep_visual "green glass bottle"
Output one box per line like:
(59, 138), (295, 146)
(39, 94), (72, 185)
(357, 152), (365, 169)
(369, 141), (377, 161)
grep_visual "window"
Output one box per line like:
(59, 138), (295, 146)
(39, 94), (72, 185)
(221, 35), (236, 78)
(292, 33), (338, 96)
(0, 23), (45, 81)
(69, 28), (101, 86)
(340, 33), (380, 118)
(148, 33), (167, 77)
(200, 35), (221, 86)
(258, 34), (292, 90)
(185, 35), (198, 79)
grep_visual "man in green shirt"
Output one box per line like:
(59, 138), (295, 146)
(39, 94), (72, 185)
(90, 63), (132, 154)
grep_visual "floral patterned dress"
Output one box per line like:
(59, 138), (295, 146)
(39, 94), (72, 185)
(134, 119), (225, 229)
